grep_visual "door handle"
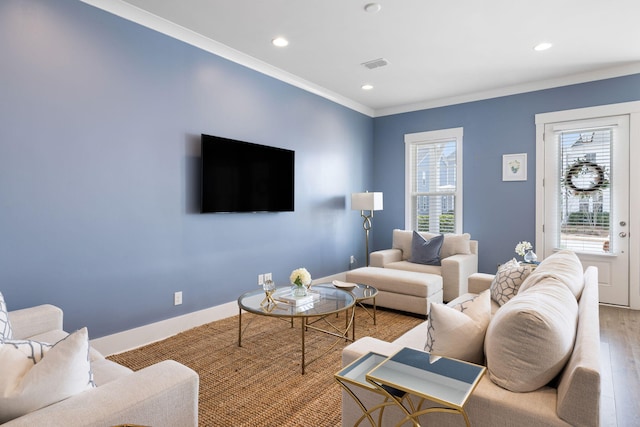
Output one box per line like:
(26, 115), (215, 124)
(619, 232), (627, 238)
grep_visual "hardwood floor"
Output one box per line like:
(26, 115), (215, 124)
(599, 305), (640, 427)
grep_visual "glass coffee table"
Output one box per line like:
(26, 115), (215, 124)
(238, 286), (355, 374)
(336, 347), (485, 426)
(314, 283), (378, 340)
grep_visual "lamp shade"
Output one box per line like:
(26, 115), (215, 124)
(351, 192), (383, 211)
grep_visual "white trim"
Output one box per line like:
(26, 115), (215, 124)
(377, 63), (640, 117)
(80, 1), (640, 119)
(89, 272), (347, 356)
(535, 101), (640, 310)
(79, 0), (374, 117)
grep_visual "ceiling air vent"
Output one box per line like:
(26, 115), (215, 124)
(361, 58), (389, 70)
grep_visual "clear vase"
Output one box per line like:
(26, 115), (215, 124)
(524, 250), (537, 263)
(292, 285), (307, 297)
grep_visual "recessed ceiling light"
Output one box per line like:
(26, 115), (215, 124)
(364, 3), (382, 13)
(361, 84), (374, 91)
(272, 37), (289, 47)
(534, 42), (553, 51)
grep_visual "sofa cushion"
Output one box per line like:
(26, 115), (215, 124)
(424, 290), (491, 364)
(0, 292), (12, 341)
(393, 229), (471, 261)
(490, 259), (531, 306)
(0, 327), (96, 423)
(518, 250), (584, 299)
(409, 231), (444, 266)
(485, 279), (578, 392)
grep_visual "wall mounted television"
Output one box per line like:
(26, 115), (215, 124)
(201, 134), (295, 213)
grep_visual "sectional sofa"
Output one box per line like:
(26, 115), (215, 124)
(341, 250), (601, 426)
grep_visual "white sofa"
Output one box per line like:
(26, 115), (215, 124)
(370, 229), (478, 301)
(341, 250), (601, 427)
(2, 303), (199, 426)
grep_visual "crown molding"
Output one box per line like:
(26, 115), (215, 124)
(80, 0), (375, 117)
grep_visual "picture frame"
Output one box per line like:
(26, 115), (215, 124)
(502, 153), (527, 181)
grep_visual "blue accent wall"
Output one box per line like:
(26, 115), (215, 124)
(372, 74), (640, 273)
(0, 0), (372, 337)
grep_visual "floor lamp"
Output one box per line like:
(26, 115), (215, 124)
(351, 192), (383, 266)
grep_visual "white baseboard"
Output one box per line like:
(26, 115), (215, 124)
(90, 273), (347, 356)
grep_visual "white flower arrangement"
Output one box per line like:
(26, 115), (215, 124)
(290, 268), (311, 287)
(515, 241), (533, 257)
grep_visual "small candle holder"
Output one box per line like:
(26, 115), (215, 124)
(261, 280), (276, 307)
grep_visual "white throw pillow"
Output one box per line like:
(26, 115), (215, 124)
(424, 290), (491, 364)
(0, 327), (95, 423)
(490, 259), (531, 306)
(0, 291), (13, 341)
(485, 280), (578, 392)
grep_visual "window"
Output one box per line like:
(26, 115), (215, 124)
(405, 128), (463, 233)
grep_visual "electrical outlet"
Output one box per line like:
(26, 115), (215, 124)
(265, 272), (272, 282)
(174, 291), (183, 306)
(350, 255), (356, 264)
(258, 274), (264, 285)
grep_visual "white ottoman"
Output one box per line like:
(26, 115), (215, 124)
(346, 267), (443, 317)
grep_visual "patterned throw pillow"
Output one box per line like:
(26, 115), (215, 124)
(0, 327), (95, 423)
(424, 291), (491, 364)
(490, 259), (531, 306)
(0, 292), (13, 342)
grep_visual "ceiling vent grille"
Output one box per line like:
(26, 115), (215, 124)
(361, 58), (389, 70)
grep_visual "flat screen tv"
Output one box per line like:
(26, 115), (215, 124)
(201, 134), (295, 213)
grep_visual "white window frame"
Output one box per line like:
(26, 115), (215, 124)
(404, 127), (463, 233)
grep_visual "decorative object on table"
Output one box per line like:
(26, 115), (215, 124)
(515, 241), (536, 262)
(331, 280), (358, 291)
(260, 279), (277, 307)
(502, 153), (527, 181)
(351, 191), (383, 266)
(290, 267), (312, 297)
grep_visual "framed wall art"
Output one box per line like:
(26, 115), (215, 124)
(502, 153), (527, 181)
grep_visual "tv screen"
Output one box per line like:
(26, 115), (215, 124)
(201, 134), (295, 213)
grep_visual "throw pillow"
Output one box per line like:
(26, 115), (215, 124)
(409, 231), (444, 266)
(490, 259), (531, 306)
(484, 279), (578, 392)
(0, 327), (95, 423)
(424, 290), (491, 364)
(0, 291), (12, 342)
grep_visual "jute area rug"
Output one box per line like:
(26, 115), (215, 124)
(108, 307), (423, 427)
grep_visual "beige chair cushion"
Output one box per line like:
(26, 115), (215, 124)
(485, 279), (578, 392)
(392, 229), (471, 260)
(424, 290), (491, 364)
(518, 250), (584, 299)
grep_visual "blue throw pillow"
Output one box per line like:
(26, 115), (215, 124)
(409, 231), (444, 266)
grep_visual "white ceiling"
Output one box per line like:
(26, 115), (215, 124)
(86, 0), (640, 117)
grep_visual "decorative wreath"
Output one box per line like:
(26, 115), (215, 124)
(564, 160), (606, 195)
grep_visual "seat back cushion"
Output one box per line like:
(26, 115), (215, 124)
(0, 292), (12, 341)
(518, 250), (584, 299)
(485, 278), (578, 392)
(393, 229), (471, 260)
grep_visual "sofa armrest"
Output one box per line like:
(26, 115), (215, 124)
(468, 273), (494, 294)
(4, 360), (199, 427)
(8, 304), (63, 340)
(370, 249), (402, 268)
(440, 252), (478, 301)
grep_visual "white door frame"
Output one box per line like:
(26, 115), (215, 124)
(535, 101), (640, 310)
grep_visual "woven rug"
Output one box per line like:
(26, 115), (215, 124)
(107, 307), (423, 427)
